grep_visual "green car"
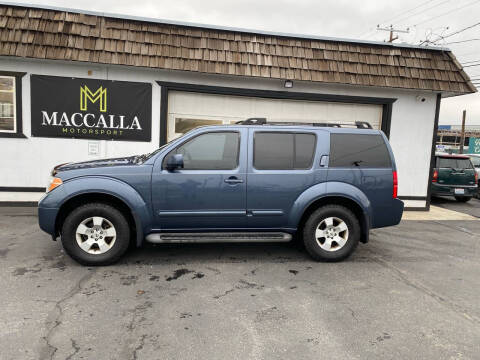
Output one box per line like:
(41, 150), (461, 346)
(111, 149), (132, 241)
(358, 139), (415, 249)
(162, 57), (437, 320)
(432, 153), (478, 202)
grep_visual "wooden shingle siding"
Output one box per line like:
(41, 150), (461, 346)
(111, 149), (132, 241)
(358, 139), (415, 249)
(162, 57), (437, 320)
(0, 4), (475, 94)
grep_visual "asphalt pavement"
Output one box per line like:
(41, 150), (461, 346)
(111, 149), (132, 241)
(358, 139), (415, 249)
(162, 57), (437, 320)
(0, 207), (479, 360)
(432, 195), (480, 218)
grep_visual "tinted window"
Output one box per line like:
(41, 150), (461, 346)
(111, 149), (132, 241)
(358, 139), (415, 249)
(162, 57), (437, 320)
(470, 157), (480, 167)
(164, 132), (240, 170)
(330, 134), (391, 168)
(254, 132), (316, 170)
(437, 157), (473, 169)
(295, 133), (317, 169)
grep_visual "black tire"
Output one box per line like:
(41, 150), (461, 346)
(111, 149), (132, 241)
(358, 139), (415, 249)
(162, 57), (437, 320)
(455, 196), (472, 202)
(61, 202), (131, 266)
(303, 205), (360, 262)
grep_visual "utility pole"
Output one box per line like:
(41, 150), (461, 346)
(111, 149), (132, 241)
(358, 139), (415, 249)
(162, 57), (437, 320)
(460, 110), (466, 154)
(376, 25), (409, 42)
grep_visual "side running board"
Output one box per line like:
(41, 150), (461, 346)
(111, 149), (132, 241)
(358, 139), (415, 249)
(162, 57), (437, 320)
(145, 232), (292, 243)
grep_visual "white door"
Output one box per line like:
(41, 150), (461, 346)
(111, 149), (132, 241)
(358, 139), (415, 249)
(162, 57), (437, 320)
(167, 91), (383, 141)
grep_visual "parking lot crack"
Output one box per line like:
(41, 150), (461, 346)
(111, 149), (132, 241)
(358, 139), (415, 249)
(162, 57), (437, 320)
(40, 269), (96, 360)
(132, 334), (147, 360)
(369, 253), (479, 325)
(65, 339), (80, 360)
(120, 302), (153, 359)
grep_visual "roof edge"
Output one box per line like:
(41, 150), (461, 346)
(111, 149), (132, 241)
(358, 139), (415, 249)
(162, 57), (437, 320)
(0, 0), (452, 52)
(445, 52), (478, 94)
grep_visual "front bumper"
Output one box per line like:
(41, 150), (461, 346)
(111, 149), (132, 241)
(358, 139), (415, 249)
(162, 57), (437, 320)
(38, 205), (59, 238)
(37, 186), (66, 239)
(431, 183), (478, 197)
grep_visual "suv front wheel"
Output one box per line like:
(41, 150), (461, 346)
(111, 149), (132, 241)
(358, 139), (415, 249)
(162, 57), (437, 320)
(61, 203), (131, 266)
(303, 205), (360, 262)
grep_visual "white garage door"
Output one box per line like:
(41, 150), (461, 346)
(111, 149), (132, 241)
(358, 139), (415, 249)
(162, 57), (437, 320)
(167, 91), (383, 141)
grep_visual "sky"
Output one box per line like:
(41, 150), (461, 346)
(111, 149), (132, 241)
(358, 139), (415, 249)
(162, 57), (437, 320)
(11, 0), (480, 125)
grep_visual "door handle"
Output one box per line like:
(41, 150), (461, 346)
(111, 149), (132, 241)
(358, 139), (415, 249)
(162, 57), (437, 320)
(224, 176), (244, 184)
(320, 155), (329, 167)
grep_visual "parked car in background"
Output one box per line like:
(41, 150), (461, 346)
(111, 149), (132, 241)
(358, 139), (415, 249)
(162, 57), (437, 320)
(467, 154), (480, 196)
(432, 153), (478, 202)
(38, 122), (404, 266)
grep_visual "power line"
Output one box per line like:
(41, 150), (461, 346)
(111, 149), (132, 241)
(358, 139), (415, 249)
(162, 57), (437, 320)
(421, 21), (480, 45)
(382, 0), (439, 25)
(393, 0), (452, 26)
(413, 0), (480, 27)
(457, 50), (480, 56)
(462, 59), (480, 64)
(464, 63), (480, 68)
(442, 21), (480, 40)
(444, 38), (480, 45)
(357, 0), (447, 38)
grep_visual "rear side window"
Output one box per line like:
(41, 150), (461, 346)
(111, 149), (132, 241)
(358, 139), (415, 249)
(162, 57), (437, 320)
(330, 134), (391, 168)
(437, 157), (473, 169)
(470, 157), (480, 167)
(254, 132), (316, 170)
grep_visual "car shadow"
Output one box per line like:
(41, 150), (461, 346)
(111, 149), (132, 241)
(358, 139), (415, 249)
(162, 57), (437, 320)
(117, 239), (378, 266)
(121, 241), (309, 265)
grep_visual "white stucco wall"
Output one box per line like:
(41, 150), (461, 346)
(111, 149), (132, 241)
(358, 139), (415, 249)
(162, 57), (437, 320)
(0, 57), (438, 207)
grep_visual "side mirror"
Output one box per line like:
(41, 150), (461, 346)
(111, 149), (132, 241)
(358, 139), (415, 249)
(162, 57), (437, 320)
(166, 154), (184, 171)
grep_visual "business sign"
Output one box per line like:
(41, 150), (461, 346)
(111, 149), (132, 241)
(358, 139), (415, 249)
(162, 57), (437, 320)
(31, 75), (152, 141)
(438, 125), (452, 130)
(469, 137), (480, 154)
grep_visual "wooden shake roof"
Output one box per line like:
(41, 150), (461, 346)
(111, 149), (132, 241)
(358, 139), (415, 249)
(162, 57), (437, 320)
(0, 3), (476, 95)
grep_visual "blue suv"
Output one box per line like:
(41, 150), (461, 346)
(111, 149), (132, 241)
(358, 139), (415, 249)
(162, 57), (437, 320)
(38, 122), (404, 265)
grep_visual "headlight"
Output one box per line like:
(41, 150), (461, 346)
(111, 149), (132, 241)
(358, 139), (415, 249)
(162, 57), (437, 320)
(46, 176), (63, 193)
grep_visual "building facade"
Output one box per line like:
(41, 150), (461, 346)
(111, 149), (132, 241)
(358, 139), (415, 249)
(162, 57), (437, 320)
(0, 3), (476, 209)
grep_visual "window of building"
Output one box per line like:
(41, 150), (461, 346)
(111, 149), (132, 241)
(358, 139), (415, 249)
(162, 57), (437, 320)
(164, 131), (240, 170)
(329, 134), (391, 168)
(0, 72), (25, 138)
(0, 76), (16, 133)
(254, 132), (316, 170)
(173, 117), (224, 139)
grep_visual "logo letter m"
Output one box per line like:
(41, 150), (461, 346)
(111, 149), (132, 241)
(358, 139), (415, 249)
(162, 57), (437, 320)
(80, 85), (107, 112)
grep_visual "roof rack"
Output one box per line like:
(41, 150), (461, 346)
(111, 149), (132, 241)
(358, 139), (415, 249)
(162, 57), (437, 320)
(235, 118), (373, 129)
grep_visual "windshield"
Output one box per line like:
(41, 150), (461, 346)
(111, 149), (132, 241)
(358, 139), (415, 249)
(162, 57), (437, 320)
(437, 157), (473, 169)
(137, 128), (205, 162)
(137, 136), (181, 162)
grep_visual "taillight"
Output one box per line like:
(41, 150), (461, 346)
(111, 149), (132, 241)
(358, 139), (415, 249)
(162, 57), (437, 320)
(393, 170), (398, 199)
(432, 169), (438, 183)
(475, 171), (478, 184)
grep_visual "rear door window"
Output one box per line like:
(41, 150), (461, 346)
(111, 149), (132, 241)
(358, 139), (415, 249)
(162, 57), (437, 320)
(329, 134), (391, 168)
(254, 132), (316, 170)
(437, 157), (473, 169)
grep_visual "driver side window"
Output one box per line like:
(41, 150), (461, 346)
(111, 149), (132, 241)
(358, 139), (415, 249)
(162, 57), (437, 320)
(163, 131), (240, 170)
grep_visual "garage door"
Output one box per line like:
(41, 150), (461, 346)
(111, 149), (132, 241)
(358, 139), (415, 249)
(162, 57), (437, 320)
(167, 91), (382, 141)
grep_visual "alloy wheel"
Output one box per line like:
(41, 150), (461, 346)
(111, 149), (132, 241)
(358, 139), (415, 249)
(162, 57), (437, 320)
(75, 216), (117, 254)
(315, 217), (349, 252)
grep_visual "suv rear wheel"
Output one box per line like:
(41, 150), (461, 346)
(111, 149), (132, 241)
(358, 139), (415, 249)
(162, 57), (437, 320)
(61, 203), (131, 266)
(303, 205), (360, 262)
